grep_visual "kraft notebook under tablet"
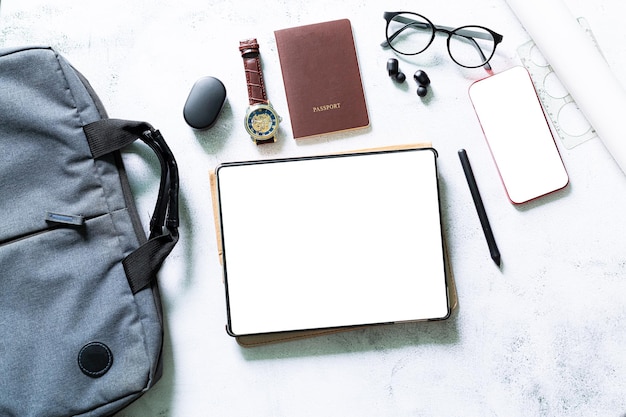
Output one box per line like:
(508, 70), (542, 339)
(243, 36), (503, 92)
(215, 147), (451, 337)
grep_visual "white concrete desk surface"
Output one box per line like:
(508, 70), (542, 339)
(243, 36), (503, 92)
(2, 0), (626, 416)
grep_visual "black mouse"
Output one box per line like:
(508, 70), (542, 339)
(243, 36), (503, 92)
(183, 76), (227, 130)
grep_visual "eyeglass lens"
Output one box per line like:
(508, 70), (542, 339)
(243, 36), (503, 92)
(386, 13), (498, 68)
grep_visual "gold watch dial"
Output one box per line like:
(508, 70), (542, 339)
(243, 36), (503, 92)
(245, 104), (280, 141)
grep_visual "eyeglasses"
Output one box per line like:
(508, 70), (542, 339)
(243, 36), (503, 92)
(382, 11), (503, 70)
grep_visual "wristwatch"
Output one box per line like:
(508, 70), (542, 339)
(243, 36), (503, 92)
(239, 38), (282, 144)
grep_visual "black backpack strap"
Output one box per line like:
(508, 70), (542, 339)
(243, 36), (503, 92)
(123, 228), (179, 294)
(85, 118), (154, 158)
(84, 119), (179, 294)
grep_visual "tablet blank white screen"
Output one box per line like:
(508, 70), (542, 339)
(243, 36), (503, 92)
(216, 149), (449, 336)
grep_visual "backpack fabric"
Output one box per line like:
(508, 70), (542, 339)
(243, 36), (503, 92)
(0, 46), (179, 417)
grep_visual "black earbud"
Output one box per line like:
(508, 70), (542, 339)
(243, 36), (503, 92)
(414, 70), (431, 97)
(387, 58), (406, 83)
(413, 70), (430, 86)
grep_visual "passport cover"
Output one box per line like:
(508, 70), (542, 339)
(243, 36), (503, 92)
(274, 19), (369, 139)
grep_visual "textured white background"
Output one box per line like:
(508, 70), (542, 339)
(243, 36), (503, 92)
(2, 0), (626, 416)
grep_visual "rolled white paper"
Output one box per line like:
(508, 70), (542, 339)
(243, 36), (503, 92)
(506, 0), (626, 175)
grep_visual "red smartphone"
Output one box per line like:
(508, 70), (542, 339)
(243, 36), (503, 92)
(469, 66), (569, 204)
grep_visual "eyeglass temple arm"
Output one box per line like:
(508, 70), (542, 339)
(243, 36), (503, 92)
(453, 30), (503, 70)
(455, 34), (492, 71)
(382, 20), (422, 47)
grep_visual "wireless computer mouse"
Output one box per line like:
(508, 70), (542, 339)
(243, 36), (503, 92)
(183, 76), (227, 130)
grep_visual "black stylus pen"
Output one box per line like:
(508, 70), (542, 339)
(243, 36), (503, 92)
(458, 149), (501, 267)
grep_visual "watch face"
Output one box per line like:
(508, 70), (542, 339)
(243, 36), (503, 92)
(245, 104), (279, 141)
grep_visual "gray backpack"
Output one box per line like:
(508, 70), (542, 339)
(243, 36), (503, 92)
(0, 46), (179, 416)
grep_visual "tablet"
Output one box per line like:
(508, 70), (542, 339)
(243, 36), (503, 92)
(215, 147), (450, 337)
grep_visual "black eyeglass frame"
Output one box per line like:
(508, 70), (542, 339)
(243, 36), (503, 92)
(382, 11), (503, 70)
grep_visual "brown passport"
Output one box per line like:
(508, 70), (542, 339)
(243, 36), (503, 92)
(274, 19), (369, 139)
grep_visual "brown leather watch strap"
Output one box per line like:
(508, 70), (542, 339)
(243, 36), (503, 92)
(239, 38), (268, 106)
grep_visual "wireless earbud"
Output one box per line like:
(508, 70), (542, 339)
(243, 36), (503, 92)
(414, 70), (431, 97)
(413, 70), (430, 86)
(387, 58), (406, 83)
